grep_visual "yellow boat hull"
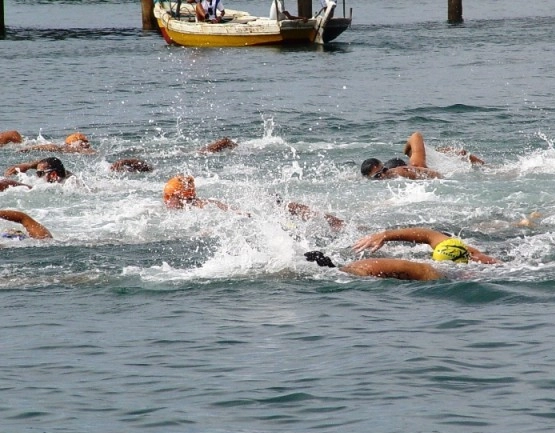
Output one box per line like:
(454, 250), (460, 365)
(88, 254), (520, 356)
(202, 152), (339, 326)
(154, 2), (350, 47)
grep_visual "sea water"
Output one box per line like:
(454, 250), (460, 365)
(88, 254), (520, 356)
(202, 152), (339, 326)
(1, 0), (555, 431)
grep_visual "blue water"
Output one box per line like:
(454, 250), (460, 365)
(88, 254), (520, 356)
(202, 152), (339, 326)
(2, 0), (555, 431)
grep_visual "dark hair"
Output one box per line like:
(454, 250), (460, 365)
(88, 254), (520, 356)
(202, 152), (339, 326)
(383, 158), (407, 169)
(39, 157), (67, 178)
(360, 158), (382, 177)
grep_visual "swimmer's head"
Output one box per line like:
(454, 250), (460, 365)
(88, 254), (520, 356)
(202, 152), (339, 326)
(432, 238), (470, 264)
(163, 175), (196, 208)
(65, 132), (90, 149)
(1, 228), (27, 240)
(361, 158), (384, 178)
(37, 157), (67, 183)
(383, 158), (407, 170)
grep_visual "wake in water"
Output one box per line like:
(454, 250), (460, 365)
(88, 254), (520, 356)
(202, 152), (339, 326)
(2, 119), (555, 286)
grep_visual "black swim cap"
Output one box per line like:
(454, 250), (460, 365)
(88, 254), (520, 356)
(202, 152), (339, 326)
(39, 157), (67, 178)
(361, 158), (383, 177)
(383, 158), (407, 169)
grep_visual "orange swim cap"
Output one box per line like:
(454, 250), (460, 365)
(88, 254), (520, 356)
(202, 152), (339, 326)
(163, 175), (196, 204)
(65, 132), (89, 146)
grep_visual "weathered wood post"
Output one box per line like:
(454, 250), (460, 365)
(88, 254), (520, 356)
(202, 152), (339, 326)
(141, 0), (157, 30)
(447, 0), (463, 24)
(0, 0), (5, 39)
(297, 0), (312, 20)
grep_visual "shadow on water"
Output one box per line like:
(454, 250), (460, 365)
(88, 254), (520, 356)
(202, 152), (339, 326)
(3, 27), (145, 41)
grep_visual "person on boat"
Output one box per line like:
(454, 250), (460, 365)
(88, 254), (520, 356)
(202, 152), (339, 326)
(110, 158), (153, 173)
(18, 132), (95, 155)
(305, 227), (498, 281)
(361, 131), (484, 180)
(318, 0), (338, 18)
(163, 174), (248, 217)
(4, 157), (73, 184)
(0, 209), (52, 240)
(0, 130), (23, 146)
(269, 0), (307, 21)
(195, 0), (225, 23)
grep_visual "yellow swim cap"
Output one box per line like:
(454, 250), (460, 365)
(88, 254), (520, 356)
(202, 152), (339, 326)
(432, 239), (470, 263)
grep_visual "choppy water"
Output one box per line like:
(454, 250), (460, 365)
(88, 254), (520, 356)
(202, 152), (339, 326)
(2, 0), (555, 431)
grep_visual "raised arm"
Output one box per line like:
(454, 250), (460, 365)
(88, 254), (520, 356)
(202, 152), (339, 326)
(0, 210), (52, 239)
(353, 227), (450, 254)
(403, 131), (428, 168)
(4, 160), (41, 176)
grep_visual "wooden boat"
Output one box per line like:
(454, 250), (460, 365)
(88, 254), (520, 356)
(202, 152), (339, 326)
(153, 0), (352, 47)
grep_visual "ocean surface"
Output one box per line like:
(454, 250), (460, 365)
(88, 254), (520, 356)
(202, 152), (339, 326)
(2, 0), (555, 431)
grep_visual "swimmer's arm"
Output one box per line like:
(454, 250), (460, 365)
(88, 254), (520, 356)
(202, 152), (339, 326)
(323, 213), (344, 230)
(0, 179), (32, 191)
(4, 160), (41, 176)
(436, 146), (485, 165)
(0, 210), (52, 239)
(18, 144), (61, 153)
(207, 199), (250, 217)
(287, 202), (314, 221)
(466, 246), (499, 264)
(403, 131), (428, 168)
(62, 147), (96, 155)
(288, 202), (343, 229)
(353, 227), (449, 253)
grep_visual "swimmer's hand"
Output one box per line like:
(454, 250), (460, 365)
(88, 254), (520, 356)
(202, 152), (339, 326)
(352, 233), (385, 254)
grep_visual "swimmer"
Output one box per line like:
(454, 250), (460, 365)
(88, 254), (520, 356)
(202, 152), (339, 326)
(163, 174), (248, 216)
(4, 157), (73, 183)
(110, 158), (153, 173)
(361, 131), (484, 180)
(515, 211), (542, 228)
(361, 132), (442, 180)
(19, 132), (95, 155)
(305, 227), (498, 280)
(197, 137), (238, 154)
(0, 130), (23, 146)
(0, 210), (52, 240)
(274, 194), (344, 231)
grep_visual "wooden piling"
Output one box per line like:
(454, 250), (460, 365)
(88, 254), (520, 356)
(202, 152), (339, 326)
(447, 0), (463, 24)
(0, 0), (5, 38)
(297, 0), (312, 20)
(141, 0), (157, 30)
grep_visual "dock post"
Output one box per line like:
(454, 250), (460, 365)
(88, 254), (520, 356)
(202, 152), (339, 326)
(447, 0), (463, 24)
(141, 0), (157, 30)
(0, 0), (5, 39)
(297, 0), (312, 19)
